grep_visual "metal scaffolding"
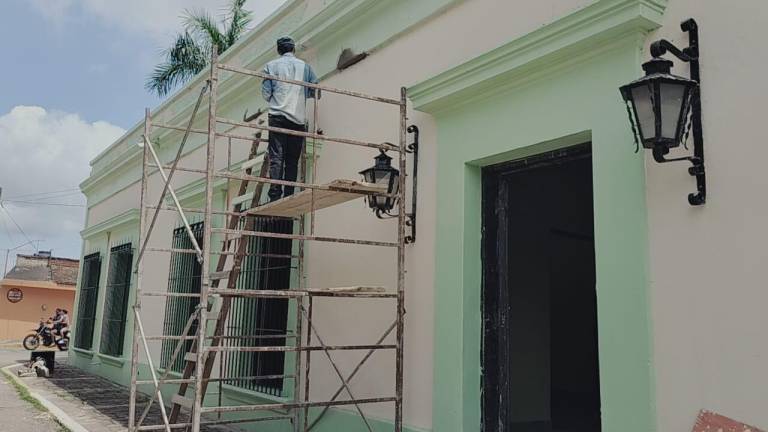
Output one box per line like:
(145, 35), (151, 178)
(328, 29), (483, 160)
(127, 47), (408, 432)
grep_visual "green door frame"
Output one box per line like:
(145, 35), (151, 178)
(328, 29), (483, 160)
(409, 1), (666, 431)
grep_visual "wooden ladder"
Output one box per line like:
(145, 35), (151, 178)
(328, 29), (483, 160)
(168, 128), (275, 424)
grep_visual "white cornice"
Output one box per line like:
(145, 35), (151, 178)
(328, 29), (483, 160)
(80, 209), (140, 239)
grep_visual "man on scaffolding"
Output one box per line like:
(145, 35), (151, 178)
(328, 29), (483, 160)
(262, 36), (318, 202)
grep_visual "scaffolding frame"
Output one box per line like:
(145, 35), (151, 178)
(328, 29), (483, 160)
(127, 47), (408, 432)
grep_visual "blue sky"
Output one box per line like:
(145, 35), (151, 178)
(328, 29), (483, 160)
(0, 1), (160, 128)
(0, 0), (286, 267)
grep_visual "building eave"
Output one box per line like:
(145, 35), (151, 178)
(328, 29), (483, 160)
(0, 279), (77, 292)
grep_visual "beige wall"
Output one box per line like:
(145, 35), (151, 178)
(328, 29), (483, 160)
(645, 1), (768, 430)
(0, 281), (75, 340)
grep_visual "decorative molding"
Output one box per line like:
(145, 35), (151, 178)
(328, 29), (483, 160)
(72, 347), (94, 358)
(96, 353), (126, 368)
(80, 209), (140, 240)
(409, 0), (667, 113)
(164, 174), (232, 207)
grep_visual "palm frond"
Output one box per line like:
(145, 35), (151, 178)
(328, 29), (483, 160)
(183, 8), (226, 53)
(224, 0), (252, 47)
(147, 0), (253, 97)
(146, 32), (207, 97)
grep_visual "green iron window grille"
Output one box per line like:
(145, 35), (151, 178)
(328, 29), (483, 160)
(99, 243), (134, 357)
(160, 222), (204, 373)
(223, 216), (294, 396)
(75, 252), (102, 350)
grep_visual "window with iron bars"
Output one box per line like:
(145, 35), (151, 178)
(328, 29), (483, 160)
(75, 252), (102, 350)
(223, 216), (294, 396)
(99, 243), (134, 357)
(160, 222), (204, 373)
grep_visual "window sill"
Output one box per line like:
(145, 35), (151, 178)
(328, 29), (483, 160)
(221, 383), (289, 406)
(153, 368), (286, 405)
(96, 353), (125, 367)
(72, 347), (94, 358)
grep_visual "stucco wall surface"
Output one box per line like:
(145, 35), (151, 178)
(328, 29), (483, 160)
(644, 1), (768, 431)
(0, 283), (75, 340)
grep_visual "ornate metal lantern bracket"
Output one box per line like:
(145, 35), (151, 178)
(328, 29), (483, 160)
(649, 18), (707, 206)
(373, 125), (419, 244)
(404, 125), (419, 244)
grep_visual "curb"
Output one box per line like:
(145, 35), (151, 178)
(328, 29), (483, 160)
(1, 363), (90, 432)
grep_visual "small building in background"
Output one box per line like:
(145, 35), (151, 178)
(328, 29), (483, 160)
(0, 251), (78, 340)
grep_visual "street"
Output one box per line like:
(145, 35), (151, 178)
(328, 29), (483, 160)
(0, 345), (66, 432)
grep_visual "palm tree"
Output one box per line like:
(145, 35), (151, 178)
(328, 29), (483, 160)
(146, 0), (252, 97)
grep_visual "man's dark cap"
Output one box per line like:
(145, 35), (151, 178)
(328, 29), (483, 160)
(277, 36), (295, 49)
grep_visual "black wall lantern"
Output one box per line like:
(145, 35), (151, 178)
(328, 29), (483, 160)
(620, 18), (706, 206)
(360, 150), (400, 213)
(360, 125), (419, 243)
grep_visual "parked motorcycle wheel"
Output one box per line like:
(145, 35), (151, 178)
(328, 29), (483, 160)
(57, 338), (69, 351)
(22, 334), (40, 351)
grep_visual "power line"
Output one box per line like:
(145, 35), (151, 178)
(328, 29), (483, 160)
(0, 212), (13, 244)
(4, 188), (81, 200)
(13, 192), (83, 203)
(2, 200), (85, 208)
(0, 204), (34, 246)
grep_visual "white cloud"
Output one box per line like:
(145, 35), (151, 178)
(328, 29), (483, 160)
(29, 0), (288, 44)
(0, 106), (125, 261)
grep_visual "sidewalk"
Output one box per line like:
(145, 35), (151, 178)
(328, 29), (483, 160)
(2, 347), (242, 432)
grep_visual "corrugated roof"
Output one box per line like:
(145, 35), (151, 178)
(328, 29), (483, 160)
(4, 254), (79, 285)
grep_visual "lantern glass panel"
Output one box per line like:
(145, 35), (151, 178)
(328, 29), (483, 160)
(362, 169), (375, 184)
(660, 82), (687, 141)
(630, 84), (655, 142)
(373, 194), (388, 208)
(376, 170), (391, 185)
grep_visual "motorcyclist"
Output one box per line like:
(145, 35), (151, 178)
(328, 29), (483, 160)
(51, 308), (69, 337)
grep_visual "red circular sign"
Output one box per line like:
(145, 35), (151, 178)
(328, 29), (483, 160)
(6, 288), (23, 303)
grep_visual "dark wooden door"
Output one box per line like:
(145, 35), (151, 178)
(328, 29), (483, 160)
(481, 144), (600, 432)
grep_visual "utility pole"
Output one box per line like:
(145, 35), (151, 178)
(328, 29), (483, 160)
(2, 240), (42, 278)
(0, 188), (46, 277)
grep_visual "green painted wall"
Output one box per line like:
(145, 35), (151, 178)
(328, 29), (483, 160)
(422, 36), (656, 432)
(71, 214), (140, 385)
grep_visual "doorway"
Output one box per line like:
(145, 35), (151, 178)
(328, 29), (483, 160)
(481, 143), (601, 432)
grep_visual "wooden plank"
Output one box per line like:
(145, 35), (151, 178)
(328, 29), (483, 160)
(246, 179), (386, 218)
(692, 410), (765, 432)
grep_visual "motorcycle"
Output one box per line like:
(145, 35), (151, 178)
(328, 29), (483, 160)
(22, 320), (69, 351)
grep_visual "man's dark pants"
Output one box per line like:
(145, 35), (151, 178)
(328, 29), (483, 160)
(268, 114), (306, 201)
